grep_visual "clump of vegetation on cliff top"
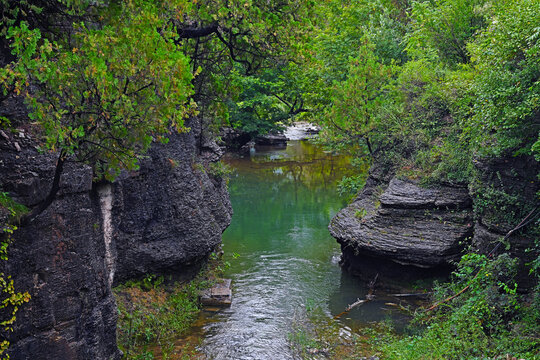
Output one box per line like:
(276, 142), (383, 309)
(309, 0), (539, 186)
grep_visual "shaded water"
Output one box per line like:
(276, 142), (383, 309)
(195, 140), (422, 360)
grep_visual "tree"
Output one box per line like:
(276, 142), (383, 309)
(466, 0), (540, 160)
(168, 0), (315, 133)
(405, 0), (488, 65)
(1, 0), (195, 222)
(319, 39), (395, 157)
(227, 65), (309, 136)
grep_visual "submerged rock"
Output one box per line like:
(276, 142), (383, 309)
(330, 175), (473, 270)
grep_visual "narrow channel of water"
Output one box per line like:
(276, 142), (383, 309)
(200, 140), (353, 359)
(195, 139), (422, 360)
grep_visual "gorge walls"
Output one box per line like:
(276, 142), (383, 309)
(0, 119), (232, 359)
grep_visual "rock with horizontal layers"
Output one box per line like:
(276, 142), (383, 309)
(330, 176), (473, 269)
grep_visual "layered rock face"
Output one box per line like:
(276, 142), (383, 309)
(0, 119), (231, 359)
(330, 155), (538, 289)
(471, 155), (539, 289)
(330, 170), (473, 276)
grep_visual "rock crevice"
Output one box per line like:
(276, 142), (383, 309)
(0, 118), (232, 360)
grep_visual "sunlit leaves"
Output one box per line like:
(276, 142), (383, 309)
(466, 0), (540, 158)
(405, 0), (488, 65)
(320, 39), (395, 155)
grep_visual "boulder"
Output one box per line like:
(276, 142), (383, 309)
(330, 176), (473, 269)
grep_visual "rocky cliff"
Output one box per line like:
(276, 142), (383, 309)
(0, 117), (232, 359)
(330, 167), (473, 281)
(330, 155), (538, 288)
(471, 155), (539, 289)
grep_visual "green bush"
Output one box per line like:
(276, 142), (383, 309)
(115, 276), (206, 359)
(381, 253), (539, 360)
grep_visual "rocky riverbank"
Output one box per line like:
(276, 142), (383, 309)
(329, 156), (539, 289)
(0, 117), (232, 359)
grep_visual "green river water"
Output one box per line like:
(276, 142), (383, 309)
(194, 139), (416, 359)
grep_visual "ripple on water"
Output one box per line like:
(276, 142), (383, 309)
(198, 140), (425, 360)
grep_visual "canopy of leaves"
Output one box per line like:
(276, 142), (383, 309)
(2, 0), (195, 180)
(467, 0), (540, 159)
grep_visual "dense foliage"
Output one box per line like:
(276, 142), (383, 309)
(0, 0), (539, 357)
(381, 254), (539, 359)
(308, 0), (539, 180)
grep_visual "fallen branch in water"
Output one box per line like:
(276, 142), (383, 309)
(390, 292), (431, 298)
(334, 273), (378, 319)
(346, 298), (368, 312)
(384, 302), (408, 312)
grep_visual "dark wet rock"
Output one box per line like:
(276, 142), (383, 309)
(330, 176), (473, 269)
(254, 132), (287, 146)
(112, 122), (232, 283)
(239, 140), (256, 155)
(219, 127), (252, 150)
(472, 155), (539, 233)
(0, 116), (232, 359)
(199, 136), (225, 163)
(471, 155), (539, 291)
(332, 153), (538, 291)
(0, 138), (121, 360)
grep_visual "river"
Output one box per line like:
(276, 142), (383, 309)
(193, 139), (416, 359)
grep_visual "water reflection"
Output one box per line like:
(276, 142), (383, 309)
(198, 140), (410, 359)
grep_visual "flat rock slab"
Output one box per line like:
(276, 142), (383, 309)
(200, 279), (232, 307)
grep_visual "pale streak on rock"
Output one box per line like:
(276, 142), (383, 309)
(98, 183), (115, 287)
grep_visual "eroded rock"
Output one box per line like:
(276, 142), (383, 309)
(0, 117), (232, 359)
(330, 176), (473, 269)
